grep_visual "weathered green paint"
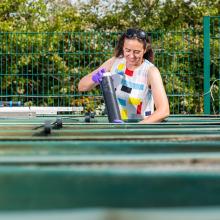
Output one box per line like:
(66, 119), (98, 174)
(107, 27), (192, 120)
(0, 116), (220, 141)
(203, 16), (211, 114)
(1, 208), (220, 220)
(0, 115), (219, 211)
(0, 141), (220, 156)
(0, 166), (220, 210)
(1, 127), (220, 135)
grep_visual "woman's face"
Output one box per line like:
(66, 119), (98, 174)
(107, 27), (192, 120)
(123, 38), (146, 67)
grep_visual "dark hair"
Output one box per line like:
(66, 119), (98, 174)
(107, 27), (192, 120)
(114, 28), (154, 63)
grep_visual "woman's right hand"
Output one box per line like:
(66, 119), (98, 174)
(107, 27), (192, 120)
(78, 57), (115, 92)
(91, 68), (105, 84)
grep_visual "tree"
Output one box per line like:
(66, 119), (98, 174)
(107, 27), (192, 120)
(0, 0), (83, 32)
(77, 0), (219, 31)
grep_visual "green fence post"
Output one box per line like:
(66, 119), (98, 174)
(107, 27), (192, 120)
(203, 16), (210, 114)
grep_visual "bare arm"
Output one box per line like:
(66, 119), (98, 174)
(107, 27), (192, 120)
(78, 57), (116, 92)
(140, 66), (170, 123)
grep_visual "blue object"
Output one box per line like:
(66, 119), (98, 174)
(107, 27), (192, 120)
(0, 101), (22, 107)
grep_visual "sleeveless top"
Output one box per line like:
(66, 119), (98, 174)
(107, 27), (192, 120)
(110, 57), (154, 120)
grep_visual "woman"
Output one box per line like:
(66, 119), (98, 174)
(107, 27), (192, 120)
(78, 28), (170, 123)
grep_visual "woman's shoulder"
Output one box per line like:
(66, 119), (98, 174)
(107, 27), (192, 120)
(101, 57), (117, 71)
(105, 57), (125, 70)
(143, 59), (154, 67)
(142, 59), (160, 78)
(147, 65), (161, 81)
(99, 57), (124, 72)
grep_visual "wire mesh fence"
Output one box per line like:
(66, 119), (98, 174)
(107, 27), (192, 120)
(0, 29), (208, 114)
(209, 16), (220, 114)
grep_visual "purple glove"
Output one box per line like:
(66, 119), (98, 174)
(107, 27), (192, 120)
(113, 119), (124, 123)
(92, 68), (105, 84)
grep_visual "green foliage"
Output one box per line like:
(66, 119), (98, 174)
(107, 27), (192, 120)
(0, 0), (219, 113)
(152, 30), (204, 114)
(78, 0), (219, 31)
(0, 0), (83, 32)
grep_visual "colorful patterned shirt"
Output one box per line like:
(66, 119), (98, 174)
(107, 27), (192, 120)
(110, 57), (154, 120)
